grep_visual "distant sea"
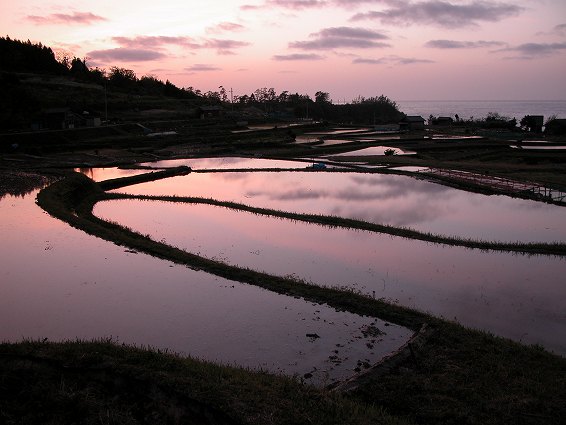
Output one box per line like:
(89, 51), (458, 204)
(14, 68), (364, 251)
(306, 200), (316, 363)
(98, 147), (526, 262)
(396, 100), (566, 121)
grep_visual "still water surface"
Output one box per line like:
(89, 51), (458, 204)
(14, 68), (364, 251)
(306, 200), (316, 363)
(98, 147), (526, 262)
(113, 171), (566, 243)
(95, 199), (566, 356)
(0, 191), (411, 386)
(140, 157), (310, 170)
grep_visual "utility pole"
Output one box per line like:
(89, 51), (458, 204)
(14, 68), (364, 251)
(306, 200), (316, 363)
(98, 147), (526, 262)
(104, 81), (108, 124)
(230, 87), (233, 111)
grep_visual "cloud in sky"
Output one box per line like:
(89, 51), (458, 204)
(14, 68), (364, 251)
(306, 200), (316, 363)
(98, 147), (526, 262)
(206, 22), (247, 34)
(112, 36), (200, 49)
(289, 26), (390, 49)
(185, 64), (222, 72)
(87, 48), (166, 62)
(272, 53), (325, 60)
(537, 23), (566, 38)
(240, 4), (262, 10)
(396, 56), (435, 64)
(353, 55), (435, 65)
(352, 57), (387, 64)
(25, 11), (107, 25)
(425, 39), (505, 49)
(351, 1), (524, 28)
(495, 42), (566, 58)
(266, 0), (326, 9)
(203, 39), (251, 55)
(243, 0), (400, 10)
(111, 35), (250, 55)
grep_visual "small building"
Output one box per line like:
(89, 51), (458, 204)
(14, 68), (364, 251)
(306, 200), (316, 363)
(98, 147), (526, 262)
(199, 105), (223, 119)
(522, 115), (544, 133)
(42, 108), (81, 130)
(82, 111), (102, 127)
(400, 115), (425, 131)
(433, 116), (454, 126)
(86, 117), (102, 127)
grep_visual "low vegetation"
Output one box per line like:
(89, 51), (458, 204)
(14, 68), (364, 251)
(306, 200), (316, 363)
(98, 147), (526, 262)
(0, 339), (409, 425)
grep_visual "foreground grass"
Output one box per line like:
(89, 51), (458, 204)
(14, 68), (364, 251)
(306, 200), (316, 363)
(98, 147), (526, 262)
(29, 171), (566, 424)
(0, 339), (407, 425)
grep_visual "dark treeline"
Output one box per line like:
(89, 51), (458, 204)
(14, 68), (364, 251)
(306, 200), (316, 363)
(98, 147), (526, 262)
(0, 37), (68, 75)
(196, 86), (402, 124)
(0, 36), (403, 130)
(0, 36), (196, 99)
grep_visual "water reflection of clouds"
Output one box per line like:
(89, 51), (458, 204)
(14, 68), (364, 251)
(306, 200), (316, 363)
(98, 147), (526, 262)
(251, 174), (452, 204)
(218, 173), (252, 182)
(257, 188), (326, 201)
(332, 201), (450, 227)
(334, 188), (403, 201)
(249, 183), (453, 226)
(350, 175), (451, 196)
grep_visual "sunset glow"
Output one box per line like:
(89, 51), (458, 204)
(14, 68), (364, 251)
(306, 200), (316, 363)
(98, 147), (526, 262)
(2, 0), (565, 101)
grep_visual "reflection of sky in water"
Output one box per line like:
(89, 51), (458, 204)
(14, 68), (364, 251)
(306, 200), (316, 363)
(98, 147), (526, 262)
(511, 146), (566, 151)
(115, 171), (566, 243)
(138, 157), (309, 170)
(313, 139), (359, 146)
(325, 146), (416, 156)
(95, 200), (566, 356)
(75, 167), (149, 182)
(0, 193), (411, 386)
(306, 128), (371, 135)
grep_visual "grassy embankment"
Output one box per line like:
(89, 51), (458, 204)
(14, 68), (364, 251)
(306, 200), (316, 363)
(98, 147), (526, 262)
(8, 168), (562, 424)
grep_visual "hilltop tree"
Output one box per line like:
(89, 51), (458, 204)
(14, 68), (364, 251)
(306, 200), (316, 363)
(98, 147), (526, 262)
(108, 67), (138, 90)
(315, 91), (330, 104)
(70, 57), (88, 75)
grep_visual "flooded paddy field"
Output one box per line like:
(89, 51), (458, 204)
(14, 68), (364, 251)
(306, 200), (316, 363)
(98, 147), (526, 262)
(111, 169), (566, 243)
(0, 190), (411, 386)
(94, 198), (566, 356)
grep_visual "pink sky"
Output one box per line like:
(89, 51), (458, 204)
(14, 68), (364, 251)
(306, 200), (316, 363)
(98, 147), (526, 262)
(2, 0), (565, 101)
